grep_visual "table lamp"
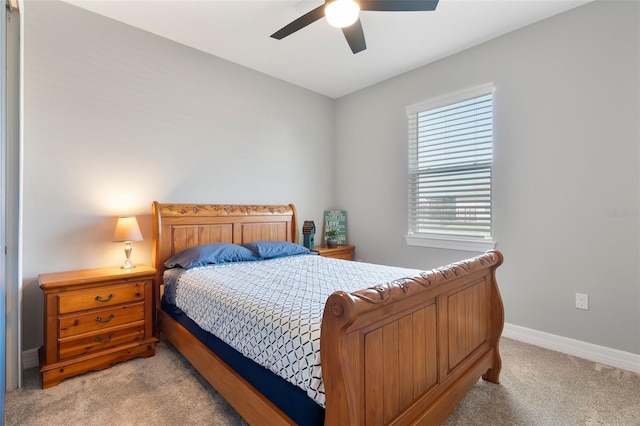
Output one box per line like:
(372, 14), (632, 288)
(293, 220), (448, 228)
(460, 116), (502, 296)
(112, 216), (143, 269)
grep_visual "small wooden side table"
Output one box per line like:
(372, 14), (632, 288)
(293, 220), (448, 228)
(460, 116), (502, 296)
(310, 245), (355, 261)
(39, 264), (157, 388)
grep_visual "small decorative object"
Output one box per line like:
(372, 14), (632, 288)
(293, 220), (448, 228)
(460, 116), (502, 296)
(302, 221), (316, 249)
(112, 216), (143, 269)
(324, 210), (347, 245)
(326, 229), (339, 248)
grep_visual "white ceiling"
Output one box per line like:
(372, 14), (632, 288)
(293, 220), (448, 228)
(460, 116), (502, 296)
(61, 0), (592, 98)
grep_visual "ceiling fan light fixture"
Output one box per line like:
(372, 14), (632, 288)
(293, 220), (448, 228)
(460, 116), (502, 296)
(325, 0), (360, 28)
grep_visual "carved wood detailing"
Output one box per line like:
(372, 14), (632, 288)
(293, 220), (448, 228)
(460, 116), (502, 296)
(351, 251), (502, 307)
(159, 203), (295, 217)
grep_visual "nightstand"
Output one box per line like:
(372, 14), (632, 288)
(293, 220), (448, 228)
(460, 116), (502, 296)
(39, 265), (157, 388)
(311, 245), (356, 260)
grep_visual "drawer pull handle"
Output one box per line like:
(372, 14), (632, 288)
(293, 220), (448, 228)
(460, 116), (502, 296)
(95, 293), (115, 303)
(95, 333), (115, 343)
(95, 314), (115, 323)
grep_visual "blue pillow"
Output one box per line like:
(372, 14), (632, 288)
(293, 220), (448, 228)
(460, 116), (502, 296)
(164, 243), (259, 269)
(242, 241), (312, 259)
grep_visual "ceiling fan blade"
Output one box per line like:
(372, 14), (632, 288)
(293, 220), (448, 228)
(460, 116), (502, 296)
(360, 0), (439, 12)
(342, 18), (367, 54)
(271, 5), (326, 40)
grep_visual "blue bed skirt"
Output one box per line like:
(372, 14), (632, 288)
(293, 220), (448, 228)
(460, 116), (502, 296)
(161, 298), (325, 425)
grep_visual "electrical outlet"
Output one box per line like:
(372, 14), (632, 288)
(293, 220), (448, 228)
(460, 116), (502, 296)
(575, 293), (589, 310)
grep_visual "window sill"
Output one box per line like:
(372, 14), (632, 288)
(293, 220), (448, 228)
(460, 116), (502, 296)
(405, 235), (496, 252)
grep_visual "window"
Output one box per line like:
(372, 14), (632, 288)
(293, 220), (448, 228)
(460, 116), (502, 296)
(406, 84), (495, 252)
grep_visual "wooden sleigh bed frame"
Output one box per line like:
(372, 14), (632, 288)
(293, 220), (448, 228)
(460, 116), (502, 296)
(152, 202), (504, 425)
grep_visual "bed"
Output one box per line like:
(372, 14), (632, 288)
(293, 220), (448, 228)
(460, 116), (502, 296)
(152, 202), (504, 425)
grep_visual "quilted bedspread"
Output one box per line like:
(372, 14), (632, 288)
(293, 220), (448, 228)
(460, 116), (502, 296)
(171, 254), (419, 407)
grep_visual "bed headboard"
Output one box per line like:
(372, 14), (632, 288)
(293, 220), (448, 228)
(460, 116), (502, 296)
(151, 202), (298, 283)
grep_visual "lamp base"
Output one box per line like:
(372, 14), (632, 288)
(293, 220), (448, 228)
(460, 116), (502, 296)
(121, 242), (135, 269)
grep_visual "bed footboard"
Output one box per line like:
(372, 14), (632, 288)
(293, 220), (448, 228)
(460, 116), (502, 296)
(321, 250), (504, 425)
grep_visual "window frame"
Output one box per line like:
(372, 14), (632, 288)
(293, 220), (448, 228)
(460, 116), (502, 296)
(405, 83), (496, 252)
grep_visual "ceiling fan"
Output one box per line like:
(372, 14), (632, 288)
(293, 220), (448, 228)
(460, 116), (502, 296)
(270, 0), (440, 54)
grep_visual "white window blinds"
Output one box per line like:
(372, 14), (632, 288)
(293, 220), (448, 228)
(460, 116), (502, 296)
(407, 85), (494, 240)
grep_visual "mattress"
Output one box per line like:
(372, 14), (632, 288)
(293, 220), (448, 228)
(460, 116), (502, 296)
(161, 298), (325, 425)
(164, 254), (419, 415)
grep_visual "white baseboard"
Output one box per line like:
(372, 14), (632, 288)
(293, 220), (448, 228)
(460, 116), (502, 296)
(503, 323), (640, 374)
(22, 324), (640, 375)
(22, 347), (39, 370)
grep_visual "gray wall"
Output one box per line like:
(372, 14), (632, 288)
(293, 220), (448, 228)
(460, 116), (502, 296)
(21, 1), (335, 351)
(334, 1), (640, 354)
(19, 0), (640, 358)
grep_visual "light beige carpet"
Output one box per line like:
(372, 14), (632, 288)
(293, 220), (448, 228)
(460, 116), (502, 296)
(5, 337), (640, 425)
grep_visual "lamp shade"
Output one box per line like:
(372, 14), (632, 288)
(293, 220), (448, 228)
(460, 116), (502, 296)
(325, 0), (360, 28)
(112, 216), (143, 242)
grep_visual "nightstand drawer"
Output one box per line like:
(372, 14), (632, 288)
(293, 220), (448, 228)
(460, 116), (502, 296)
(58, 281), (147, 314)
(58, 322), (145, 360)
(59, 302), (145, 338)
